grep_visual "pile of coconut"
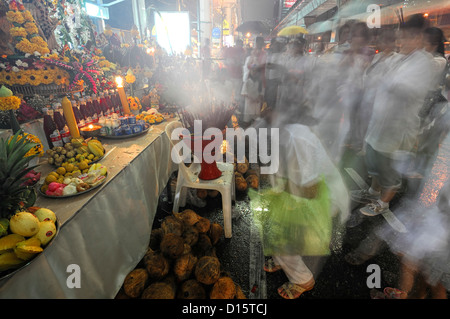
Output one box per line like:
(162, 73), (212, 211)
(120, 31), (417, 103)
(116, 209), (246, 299)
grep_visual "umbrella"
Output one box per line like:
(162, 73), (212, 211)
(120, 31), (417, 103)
(236, 21), (270, 35)
(277, 25), (308, 36)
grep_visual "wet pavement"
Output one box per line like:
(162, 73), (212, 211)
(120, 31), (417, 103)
(151, 134), (450, 299)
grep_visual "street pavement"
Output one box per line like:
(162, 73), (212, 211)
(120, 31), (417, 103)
(152, 135), (450, 300)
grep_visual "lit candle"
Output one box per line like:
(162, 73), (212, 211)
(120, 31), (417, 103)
(115, 76), (131, 115)
(61, 96), (80, 138)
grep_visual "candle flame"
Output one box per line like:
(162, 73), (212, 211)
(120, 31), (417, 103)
(88, 124), (94, 129)
(115, 76), (124, 88)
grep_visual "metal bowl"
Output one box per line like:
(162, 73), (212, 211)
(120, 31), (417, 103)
(0, 214), (60, 281)
(80, 125), (102, 138)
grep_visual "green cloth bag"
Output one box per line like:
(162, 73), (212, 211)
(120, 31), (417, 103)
(248, 178), (332, 256)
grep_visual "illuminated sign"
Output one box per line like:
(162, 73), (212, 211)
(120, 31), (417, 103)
(154, 11), (191, 55)
(284, 0), (296, 8)
(85, 2), (109, 19)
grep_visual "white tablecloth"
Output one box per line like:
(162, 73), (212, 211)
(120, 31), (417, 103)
(0, 120), (177, 298)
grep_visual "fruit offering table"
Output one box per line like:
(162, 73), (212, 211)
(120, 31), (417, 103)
(0, 119), (178, 298)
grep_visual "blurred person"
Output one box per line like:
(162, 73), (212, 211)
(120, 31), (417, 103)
(241, 37), (267, 125)
(201, 38), (211, 80)
(248, 107), (350, 299)
(411, 27), (449, 178)
(264, 37), (286, 110)
(352, 14), (433, 217)
(330, 21), (353, 54)
(354, 28), (400, 155)
(309, 33), (351, 163)
(376, 180), (450, 299)
(223, 39), (246, 110)
(241, 61), (263, 125)
(276, 37), (316, 119)
(338, 22), (374, 153)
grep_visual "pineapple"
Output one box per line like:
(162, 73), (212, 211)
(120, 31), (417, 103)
(0, 129), (39, 219)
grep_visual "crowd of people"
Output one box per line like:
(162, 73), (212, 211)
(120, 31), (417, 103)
(219, 14), (450, 299)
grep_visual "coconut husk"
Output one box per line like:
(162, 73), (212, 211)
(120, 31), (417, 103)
(141, 281), (176, 299)
(160, 233), (185, 259)
(235, 285), (247, 299)
(210, 276), (236, 299)
(246, 174), (259, 189)
(245, 169), (259, 178)
(208, 223), (224, 245)
(177, 279), (206, 299)
(194, 217), (210, 233)
(197, 189), (208, 199)
(149, 228), (164, 251)
(174, 209), (202, 226)
(234, 171), (243, 179)
(173, 252), (198, 282)
(115, 287), (131, 299)
(161, 215), (185, 237)
(235, 176), (247, 192)
(123, 268), (149, 298)
(207, 190), (219, 198)
(143, 249), (170, 280)
(236, 157), (249, 174)
(182, 224), (199, 246)
(192, 233), (213, 258)
(194, 256), (221, 285)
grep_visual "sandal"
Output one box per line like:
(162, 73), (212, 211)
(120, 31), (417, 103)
(277, 281), (315, 299)
(384, 287), (407, 299)
(263, 258), (282, 273)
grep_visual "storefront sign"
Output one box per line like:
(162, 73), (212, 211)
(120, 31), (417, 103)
(284, 0), (296, 8)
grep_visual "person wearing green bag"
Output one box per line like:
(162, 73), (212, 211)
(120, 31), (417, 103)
(249, 109), (350, 299)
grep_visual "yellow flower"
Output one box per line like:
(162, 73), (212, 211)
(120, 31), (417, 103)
(27, 73), (42, 86)
(14, 73), (28, 85)
(6, 11), (25, 24)
(1, 71), (15, 85)
(125, 74), (136, 84)
(8, 133), (44, 157)
(15, 38), (34, 54)
(0, 96), (21, 111)
(22, 10), (35, 22)
(24, 22), (38, 35)
(10, 27), (27, 38)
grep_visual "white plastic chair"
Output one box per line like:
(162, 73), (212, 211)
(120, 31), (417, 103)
(165, 121), (235, 238)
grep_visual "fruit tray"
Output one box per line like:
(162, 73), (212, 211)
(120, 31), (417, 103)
(38, 173), (108, 199)
(0, 215), (59, 281)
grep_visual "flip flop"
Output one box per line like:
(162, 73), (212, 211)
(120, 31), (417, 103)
(277, 281), (315, 299)
(384, 287), (407, 299)
(263, 258), (282, 273)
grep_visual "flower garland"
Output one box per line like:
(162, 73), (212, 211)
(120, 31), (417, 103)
(6, 0), (50, 56)
(0, 68), (70, 87)
(0, 85), (21, 111)
(127, 96), (142, 111)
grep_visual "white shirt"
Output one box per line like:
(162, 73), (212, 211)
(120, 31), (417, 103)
(365, 49), (433, 156)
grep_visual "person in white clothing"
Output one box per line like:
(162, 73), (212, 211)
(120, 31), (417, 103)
(355, 14), (434, 216)
(249, 109), (350, 299)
